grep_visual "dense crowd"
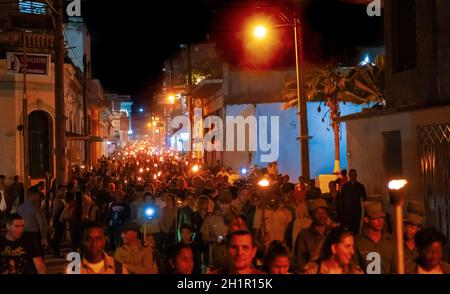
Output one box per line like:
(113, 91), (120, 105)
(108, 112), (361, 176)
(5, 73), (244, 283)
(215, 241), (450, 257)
(0, 139), (449, 274)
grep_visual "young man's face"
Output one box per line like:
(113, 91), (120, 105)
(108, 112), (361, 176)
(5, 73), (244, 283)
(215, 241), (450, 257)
(269, 256), (290, 274)
(238, 189), (250, 203)
(421, 242), (443, 269)
(366, 217), (385, 232)
(173, 248), (194, 274)
(329, 182), (337, 192)
(180, 228), (192, 244)
(83, 228), (106, 260)
(228, 234), (256, 272)
(349, 170), (357, 182)
(312, 208), (329, 225)
(7, 219), (25, 240)
(121, 230), (138, 246)
(332, 235), (355, 266)
(404, 223), (420, 241)
(186, 194), (195, 206)
(229, 217), (248, 233)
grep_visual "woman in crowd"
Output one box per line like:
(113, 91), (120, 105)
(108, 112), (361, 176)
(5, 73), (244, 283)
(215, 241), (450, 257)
(406, 228), (450, 274)
(304, 227), (363, 274)
(264, 240), (292, 274)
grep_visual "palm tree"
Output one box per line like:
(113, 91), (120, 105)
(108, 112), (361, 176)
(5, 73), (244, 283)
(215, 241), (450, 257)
(282, 55), (385, 174)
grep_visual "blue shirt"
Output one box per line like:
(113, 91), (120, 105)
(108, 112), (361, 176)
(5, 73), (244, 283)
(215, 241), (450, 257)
(18, 201), (48, 238)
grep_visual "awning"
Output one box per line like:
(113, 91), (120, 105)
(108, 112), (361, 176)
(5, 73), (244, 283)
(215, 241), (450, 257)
(191, 80), (223, 99)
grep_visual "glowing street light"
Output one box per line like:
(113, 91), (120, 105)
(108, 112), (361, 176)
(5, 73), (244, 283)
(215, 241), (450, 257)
(168, 94), (176, 104)
(250, 14), (310, 179)
(253, 25), (268, 39)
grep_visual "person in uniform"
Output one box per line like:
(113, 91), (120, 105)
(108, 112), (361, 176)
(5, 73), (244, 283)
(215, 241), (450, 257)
(354, 201), (396, 274)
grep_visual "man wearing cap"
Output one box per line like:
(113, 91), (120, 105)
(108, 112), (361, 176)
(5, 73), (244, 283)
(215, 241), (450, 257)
(354, 202), (396, 274)
(404, 213), (422, 264)
(293, 199), (332, 273)
(114, 221), (158, 274)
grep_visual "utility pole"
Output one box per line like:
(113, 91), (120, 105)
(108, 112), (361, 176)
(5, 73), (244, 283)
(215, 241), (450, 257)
(83, 54), (90, 168)
(55, 0), (67, 185)
(293, 12), (310, 180)
(22, 32), (29, 198)
(187, 44), (194, 156)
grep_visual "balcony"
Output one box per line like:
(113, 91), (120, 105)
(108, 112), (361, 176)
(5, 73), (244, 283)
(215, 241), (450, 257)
(22, 31), (54, 48)
(0, 30), (54, 49)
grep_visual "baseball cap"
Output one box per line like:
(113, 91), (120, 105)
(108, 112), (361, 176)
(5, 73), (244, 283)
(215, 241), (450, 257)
(120, 221), (140, 233)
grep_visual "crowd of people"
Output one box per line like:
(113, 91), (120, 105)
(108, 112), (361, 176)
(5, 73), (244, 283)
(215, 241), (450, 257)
(0, 140), (449, 275)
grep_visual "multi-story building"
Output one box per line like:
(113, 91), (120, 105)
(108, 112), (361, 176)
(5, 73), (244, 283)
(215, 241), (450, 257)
(339, 0), (450, 258)
(0, 0), (114, 185)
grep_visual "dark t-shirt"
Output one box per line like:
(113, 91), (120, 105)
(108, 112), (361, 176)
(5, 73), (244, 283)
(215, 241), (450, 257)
(0, 236), (40, 274)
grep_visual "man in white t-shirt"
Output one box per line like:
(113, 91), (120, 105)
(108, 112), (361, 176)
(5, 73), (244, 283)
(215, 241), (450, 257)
(79, 224), (128, 274)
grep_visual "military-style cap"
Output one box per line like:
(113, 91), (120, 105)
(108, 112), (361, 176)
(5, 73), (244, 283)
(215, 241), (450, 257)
(308, 199), (328, 212)
(364, 201), (386, 219)
(404, 213), (423, 226)
(120, 221), (140, 233)
(367, 194), (383, 203)
(407, 201), (425, 216)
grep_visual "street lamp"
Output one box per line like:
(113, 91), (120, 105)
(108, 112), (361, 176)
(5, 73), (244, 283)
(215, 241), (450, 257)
(253, 25), (268, 39)
(168, 94), (175, 104)
(251, 12), (310, 180)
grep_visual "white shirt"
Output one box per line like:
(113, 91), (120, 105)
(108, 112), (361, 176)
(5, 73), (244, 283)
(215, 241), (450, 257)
(83, 259), (105, 274)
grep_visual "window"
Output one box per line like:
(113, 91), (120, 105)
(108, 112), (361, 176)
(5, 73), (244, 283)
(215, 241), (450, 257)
(383, 131), (403, 181)
(391, 0), (417, 73)
(28, 111), (53, 179)
(19, 0), (47, 15)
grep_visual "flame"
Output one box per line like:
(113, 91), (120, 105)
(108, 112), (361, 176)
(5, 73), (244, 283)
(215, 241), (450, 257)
(388, 180), (408, 190)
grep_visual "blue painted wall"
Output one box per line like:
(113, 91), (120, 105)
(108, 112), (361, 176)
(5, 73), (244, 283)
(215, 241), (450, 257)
(249, 102), (367, 180)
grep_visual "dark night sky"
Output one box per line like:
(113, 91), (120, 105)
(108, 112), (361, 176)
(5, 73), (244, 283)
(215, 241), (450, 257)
(82, 0), (383, 112)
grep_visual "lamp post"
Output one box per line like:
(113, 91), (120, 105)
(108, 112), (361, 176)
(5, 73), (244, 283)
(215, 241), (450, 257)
(252, 11), (310, 180)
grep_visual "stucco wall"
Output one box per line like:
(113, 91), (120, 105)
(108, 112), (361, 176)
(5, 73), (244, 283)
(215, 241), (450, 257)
(223, 102), (367, 180)
(345, 106), (450, 207)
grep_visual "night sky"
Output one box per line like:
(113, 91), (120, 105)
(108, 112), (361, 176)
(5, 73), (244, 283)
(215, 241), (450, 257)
(83, 0), (383, 112)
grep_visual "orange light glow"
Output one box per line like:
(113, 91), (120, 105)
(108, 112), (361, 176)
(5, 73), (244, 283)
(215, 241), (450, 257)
(253, 25), (267, 39)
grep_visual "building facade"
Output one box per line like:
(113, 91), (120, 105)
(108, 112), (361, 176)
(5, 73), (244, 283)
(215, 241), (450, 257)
(340, 0), (450, 258)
